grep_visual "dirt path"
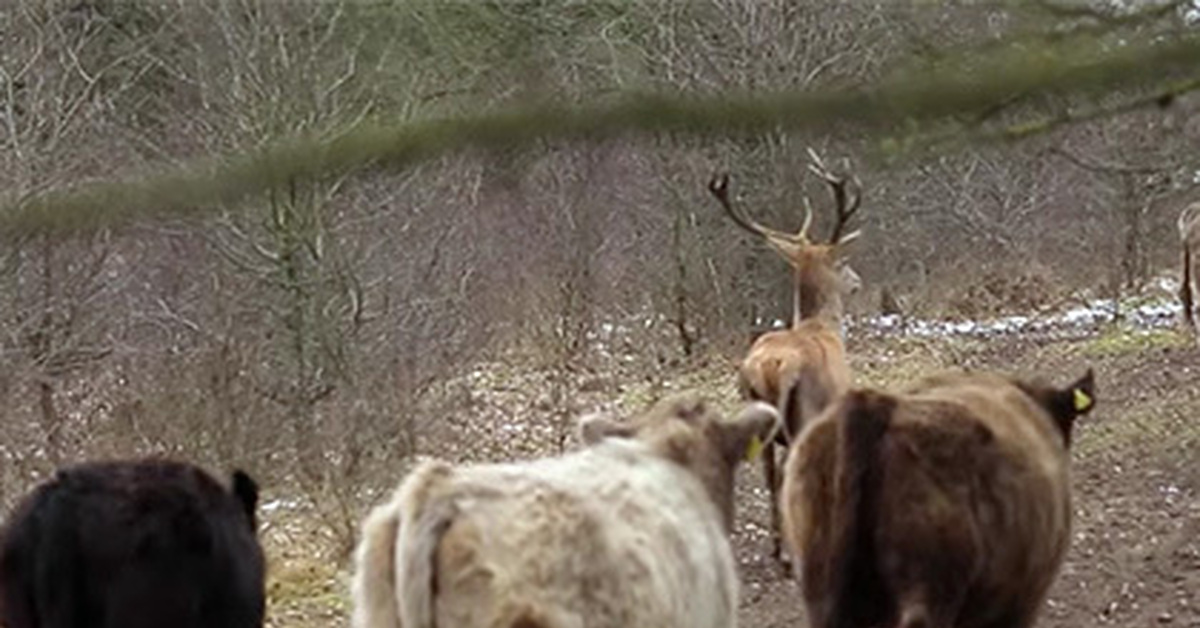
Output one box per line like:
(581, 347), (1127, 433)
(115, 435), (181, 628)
(731, 438), (1199, 628)
(264, 332), (1199, 627)
(734, 337), (1200, 628)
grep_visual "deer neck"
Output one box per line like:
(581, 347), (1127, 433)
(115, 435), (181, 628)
(793, 267), (844, 329)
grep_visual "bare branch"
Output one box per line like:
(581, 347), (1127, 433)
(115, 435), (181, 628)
(1045, 145), (1182, 175)
(7, 22), (1200, 237)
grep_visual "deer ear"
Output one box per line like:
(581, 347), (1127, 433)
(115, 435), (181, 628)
(578, 414), (634, 445)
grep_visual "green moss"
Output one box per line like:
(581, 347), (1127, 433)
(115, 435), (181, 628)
(1079, 326), (1189, 358)
(7, 26), (1200, 238)
(1074, 397), (1200, 458)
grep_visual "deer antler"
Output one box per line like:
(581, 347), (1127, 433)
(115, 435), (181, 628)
(805, 148), (862, 246)
(708, 174), (808, 244)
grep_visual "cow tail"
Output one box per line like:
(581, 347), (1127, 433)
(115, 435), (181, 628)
(826, 390), (894, 628)
(353, 461), (456, 628)
(398, 497), (458, 628)
(1182, 243), (1194, 332)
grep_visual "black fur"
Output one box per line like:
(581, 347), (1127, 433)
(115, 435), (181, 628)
(231, 469), (260, 529)
(0, 459), (266, 628)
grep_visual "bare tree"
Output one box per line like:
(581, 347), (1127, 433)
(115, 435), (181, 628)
(0, 1), (168, 468)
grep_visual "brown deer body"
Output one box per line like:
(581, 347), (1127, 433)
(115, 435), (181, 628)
(1179, 202), (1200, 341)
(709, 149), (862, 567)
(781, 369), (1096, 628)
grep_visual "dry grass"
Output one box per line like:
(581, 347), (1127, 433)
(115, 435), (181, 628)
(265, 557), (347, 628)
(216, 330), (1200, 627)
(1077, 326), (1191, 358)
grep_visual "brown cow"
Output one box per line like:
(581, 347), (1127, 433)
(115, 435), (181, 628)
(709, 148), (863, 567)
(781, 368), (1096, 628)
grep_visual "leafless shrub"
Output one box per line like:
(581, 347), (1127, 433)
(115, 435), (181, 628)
(1, 0), (1198, 570)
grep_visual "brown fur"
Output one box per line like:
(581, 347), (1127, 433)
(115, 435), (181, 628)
(739, 243), (857, 566)
(781, 369), (1096, 628)
(710, 160), (864, 568)
(1179, 202), (1200, 340)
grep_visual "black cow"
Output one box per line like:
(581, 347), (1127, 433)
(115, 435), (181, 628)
(0, 459), (266, 628)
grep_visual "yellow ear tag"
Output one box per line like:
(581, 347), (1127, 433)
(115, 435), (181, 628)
(745, 435), (764, 462)
(1072, 388), (1093, 412)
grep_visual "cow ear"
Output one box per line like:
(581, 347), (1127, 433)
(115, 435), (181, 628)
(1049, 368), (1097, 448)
(722, 402), (780, 464)
(231, 470), (259, 529)
(1065, 368), (1096, 415)
(578, 413), (635, 445)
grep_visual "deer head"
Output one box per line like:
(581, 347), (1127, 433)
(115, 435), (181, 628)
(709, 148), (864, 325)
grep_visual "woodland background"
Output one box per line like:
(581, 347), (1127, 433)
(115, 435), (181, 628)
(1, 0), (1198, 561)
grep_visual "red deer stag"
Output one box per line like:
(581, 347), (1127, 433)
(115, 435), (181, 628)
(781, 368), (1096, 628)
(1178, 201), (1200, 342)
(708, 148), (862, 567)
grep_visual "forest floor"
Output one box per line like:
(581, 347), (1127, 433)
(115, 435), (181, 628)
(263, 322), (1200, 628)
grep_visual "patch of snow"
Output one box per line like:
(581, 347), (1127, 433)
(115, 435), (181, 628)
(260, 498), (302, 513)
(850, 295), (1182, 341)
(875, 314), (901, 329)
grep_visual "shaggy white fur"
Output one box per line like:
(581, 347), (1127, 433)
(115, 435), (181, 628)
(352, 396), (776, 628)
